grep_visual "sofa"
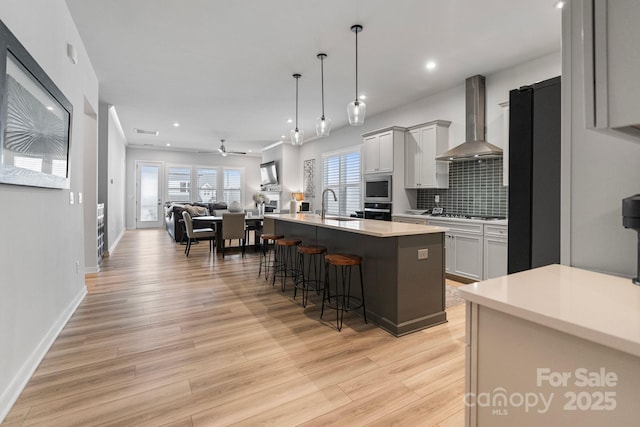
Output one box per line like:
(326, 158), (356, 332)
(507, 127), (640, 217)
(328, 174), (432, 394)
(164, 201), (228, 242)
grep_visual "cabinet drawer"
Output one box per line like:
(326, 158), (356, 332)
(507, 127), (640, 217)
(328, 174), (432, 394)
(484, 225), (508, 238)
(427, 220), (483, 235)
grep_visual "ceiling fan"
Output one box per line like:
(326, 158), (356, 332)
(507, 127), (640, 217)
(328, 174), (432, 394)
(217, 139), (246, 156)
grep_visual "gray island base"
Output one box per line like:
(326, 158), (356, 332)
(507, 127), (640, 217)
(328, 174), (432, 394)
(264, 214), (447, 336)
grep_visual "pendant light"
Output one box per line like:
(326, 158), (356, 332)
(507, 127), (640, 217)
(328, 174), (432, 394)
(290, 73), (303, 145)
(315, 53), (331, 137)
(347, 24), (366, 126)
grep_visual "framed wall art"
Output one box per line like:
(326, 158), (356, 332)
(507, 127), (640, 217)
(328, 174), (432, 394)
(0, 19), (73, 189)
(303, 158), (315, 199)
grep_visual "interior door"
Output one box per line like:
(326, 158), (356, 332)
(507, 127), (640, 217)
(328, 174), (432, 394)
(136, 161), (163, 228)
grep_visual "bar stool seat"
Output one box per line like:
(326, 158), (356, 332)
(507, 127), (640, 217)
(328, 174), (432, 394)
(272, 237), (302, 292)
(258, 233), (284, 280)
(294, 244), (327, 307)
(322, 253), (367, 331)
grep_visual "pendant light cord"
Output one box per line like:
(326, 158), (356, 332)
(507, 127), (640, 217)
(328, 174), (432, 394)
(321, 56), (325, 119)
(295, 75), (299, 131)
(355, 28), (359, 102)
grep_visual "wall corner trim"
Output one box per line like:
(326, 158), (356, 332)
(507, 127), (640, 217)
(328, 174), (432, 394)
(0, 287), (87, 423)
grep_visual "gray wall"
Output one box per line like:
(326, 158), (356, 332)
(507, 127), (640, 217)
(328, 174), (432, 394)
(0, 0), (98, 420)
(125, 148), (262, 228)
(106, 106), (127, 251)
(563, 1), (640, 277)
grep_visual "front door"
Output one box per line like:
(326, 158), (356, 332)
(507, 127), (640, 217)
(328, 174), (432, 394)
(136, 161), (163, 228)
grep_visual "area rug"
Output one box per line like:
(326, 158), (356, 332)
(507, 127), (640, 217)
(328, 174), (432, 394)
(445, 285), (466, 308)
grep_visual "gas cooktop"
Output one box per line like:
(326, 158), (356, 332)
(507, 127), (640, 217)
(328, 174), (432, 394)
(429, 214), (507, 221)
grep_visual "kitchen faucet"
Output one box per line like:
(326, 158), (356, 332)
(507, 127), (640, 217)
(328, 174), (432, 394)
(321, 188), (337, 220)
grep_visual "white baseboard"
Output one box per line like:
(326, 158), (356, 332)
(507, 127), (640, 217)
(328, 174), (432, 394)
(108, 228), (125, 255)
(84, 266), (99, 274)
(0, 287), (87, 423)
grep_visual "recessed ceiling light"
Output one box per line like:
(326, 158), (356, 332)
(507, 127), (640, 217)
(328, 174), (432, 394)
(359, 95), (366, 100)
(166, 143), (171, 146)
(172, 122), (180, 127)
(287, 118), (293, 123)
(554, 0), (565, 9)
(281, 135), (286, 139)
(426, 61), (437, 70)
(46, 106), (54, 111)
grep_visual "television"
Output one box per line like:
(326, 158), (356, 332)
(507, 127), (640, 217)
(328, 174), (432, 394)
(260, 161), (278, 186)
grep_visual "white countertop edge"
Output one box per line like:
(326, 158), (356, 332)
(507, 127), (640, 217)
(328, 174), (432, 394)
(393, 213), (508, 225)
(458, 265), (640, 358)
(267, 213), (446, 238)
(459, 290), (640, 358)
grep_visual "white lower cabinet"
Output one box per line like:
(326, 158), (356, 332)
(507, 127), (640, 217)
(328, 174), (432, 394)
(427, 219), (508, 281)
(428, 219), (483, 281)
(483, 224), (508, 280)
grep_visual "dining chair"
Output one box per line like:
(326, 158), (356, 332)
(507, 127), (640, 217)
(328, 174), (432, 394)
(245, 208), (262, 250)
(221, 212), (246, 258)
(182, 211), (216, 256)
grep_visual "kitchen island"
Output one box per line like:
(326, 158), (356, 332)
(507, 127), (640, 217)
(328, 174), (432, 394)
(264, 213), (447, 336)
(459, 264), (640, 426)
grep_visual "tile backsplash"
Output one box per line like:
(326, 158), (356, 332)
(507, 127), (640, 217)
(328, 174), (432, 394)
(416, 158), (508, 217)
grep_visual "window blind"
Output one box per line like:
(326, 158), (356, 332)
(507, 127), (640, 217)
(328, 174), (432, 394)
(322, 148), (361, 216)
(223, 168), (242, 204)
(167, 166), (191, 202)
(196, 168), (217, 202)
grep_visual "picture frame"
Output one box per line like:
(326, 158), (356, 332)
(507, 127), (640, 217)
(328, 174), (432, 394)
(0, 19), (73, 189)
(303, 158), (315, 199)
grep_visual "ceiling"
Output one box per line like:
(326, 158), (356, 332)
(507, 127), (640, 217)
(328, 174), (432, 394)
(65, 0), (562, 155)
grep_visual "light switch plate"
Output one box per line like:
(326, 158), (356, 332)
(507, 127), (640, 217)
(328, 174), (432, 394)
(78, 192), (83, 204)
(69, 191), (74, 205)
(418, 248), (429, 260)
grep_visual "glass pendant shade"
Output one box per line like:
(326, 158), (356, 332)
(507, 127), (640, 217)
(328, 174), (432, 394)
(315, 116), (331, 137)
(290, 128), (304, 146)
(347, 99), (366, 126)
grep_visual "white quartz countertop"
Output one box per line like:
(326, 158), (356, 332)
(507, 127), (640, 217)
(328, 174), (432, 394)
(459, 264), (640, 357)
(393, 213), (508, 226)
(266, 213), (446, 237)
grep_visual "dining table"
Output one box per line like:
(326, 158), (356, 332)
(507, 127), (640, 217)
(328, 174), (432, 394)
(192, 215), (263, 252)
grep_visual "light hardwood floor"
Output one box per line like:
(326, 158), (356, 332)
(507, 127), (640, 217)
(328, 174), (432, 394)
(3, 229), (466, 426)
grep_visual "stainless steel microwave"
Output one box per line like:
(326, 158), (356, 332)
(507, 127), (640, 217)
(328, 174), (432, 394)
(364, 174), (392, 203)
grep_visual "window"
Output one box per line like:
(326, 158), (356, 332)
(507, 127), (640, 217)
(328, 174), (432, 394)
(167, 166), (191, 202)
(166, 165), (244, 205)
(196, 168), (217, 202)
(322, 147), (361, 216)
(223, 168), (242, 204)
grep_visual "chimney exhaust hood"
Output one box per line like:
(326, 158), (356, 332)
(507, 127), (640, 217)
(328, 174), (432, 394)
(436, 75), (503, 161)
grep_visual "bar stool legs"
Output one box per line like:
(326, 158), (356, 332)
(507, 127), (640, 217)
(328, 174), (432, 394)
(258, 234), (283, 281)
(294, 245), (327, 308)
(322, 254), (367, 331)
(272, 238), (302, 292)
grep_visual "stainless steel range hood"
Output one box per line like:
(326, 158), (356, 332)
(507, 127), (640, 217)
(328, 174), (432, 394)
(436, 75), (503, 161)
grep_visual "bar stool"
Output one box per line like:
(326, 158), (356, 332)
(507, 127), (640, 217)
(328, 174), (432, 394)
(272, 237), (302, 292)
(294, 244), (327, 307)
(322, 253), (367, 331)
(258, 233), (284, 280)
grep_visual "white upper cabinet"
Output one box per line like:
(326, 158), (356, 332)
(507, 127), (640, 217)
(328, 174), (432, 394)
(584, 0), (640, 137)
(362, 127), (403, 174)
(404, 120), (450, 188)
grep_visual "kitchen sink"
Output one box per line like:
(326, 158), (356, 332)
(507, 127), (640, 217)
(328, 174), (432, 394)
(324, 217), (359, 222)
